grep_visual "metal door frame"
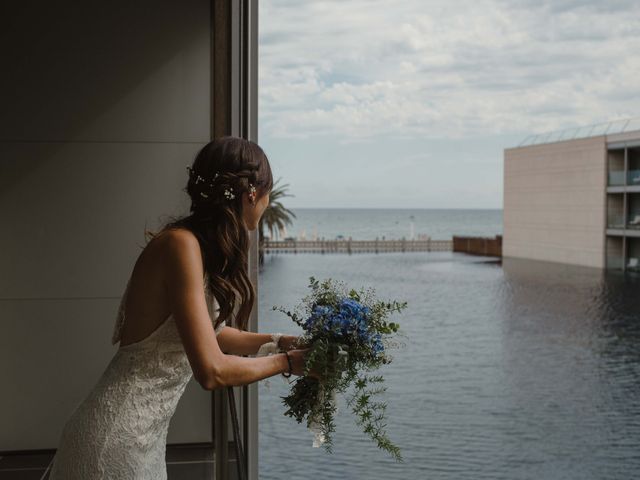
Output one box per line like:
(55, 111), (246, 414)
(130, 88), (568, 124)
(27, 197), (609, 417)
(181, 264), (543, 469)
(211, 0), (259, 478)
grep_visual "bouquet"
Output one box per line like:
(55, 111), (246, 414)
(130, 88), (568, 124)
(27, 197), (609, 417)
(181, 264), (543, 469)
(272, 276), (407, 462)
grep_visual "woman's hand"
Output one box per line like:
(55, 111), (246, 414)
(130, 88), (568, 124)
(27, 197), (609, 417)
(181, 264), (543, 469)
(278, 334), (310, 352)
(286, 348), (322, 380)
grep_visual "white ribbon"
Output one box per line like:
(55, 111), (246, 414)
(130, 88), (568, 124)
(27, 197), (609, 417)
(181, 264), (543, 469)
(308, 385), (337, 447)
(256, 334), (290, 390)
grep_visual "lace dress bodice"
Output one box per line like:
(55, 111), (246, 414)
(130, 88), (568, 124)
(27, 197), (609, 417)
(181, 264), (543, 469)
(49, 274), (225, 480)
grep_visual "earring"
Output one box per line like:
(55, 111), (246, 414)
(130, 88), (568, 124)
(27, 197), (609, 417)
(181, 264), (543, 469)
(248, 184), (257, 205)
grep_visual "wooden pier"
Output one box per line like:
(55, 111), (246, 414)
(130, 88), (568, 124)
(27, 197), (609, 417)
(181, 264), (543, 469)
(263, 238), (453, 254)
(262, 235), (503, 256)
(452, 235), (502, 257)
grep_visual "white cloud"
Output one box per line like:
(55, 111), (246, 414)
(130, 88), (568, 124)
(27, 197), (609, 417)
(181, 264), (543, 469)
(259, 0), (640, 140)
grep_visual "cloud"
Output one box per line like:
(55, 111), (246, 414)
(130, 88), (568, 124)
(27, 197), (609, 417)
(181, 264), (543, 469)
(259, 0), (640, 140)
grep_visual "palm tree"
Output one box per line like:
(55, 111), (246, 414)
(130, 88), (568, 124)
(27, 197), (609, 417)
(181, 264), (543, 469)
(258, 178), (297, 265)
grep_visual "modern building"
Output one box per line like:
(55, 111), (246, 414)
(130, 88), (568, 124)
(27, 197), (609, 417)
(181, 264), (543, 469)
(503, 119), (640, 272)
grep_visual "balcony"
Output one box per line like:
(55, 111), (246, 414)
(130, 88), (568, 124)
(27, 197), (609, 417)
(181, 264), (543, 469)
(628, 213), (640, 230)
(627, 236), (640, 272)
(607, 213), (625, 229)
(627, 170), (640, 186)
(607, 255), (624, 270)
(608, 170), (626, 186)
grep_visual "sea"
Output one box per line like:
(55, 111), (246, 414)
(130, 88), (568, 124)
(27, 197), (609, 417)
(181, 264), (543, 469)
(257, 208), (640, 480)
(267, 208), (503, 241)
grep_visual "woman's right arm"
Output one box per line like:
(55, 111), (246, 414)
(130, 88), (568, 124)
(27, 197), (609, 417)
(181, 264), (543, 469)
(161, 229), (308, 390)
(209, 349), (309, 389)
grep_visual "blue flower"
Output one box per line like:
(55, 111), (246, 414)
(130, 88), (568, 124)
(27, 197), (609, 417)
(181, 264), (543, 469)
(323, 313), (340, 332)
(303, 316), (316, 331)
(313, 305), (334, 317)
(358, 330), (371, 343)
(323, 313), (345, 335)
(339, 298), (364, 318)
(303, 304), (335, 332)
(355, 319), (370, 337)
(334, 315), (347, 333)
(371, 333), (384, 356)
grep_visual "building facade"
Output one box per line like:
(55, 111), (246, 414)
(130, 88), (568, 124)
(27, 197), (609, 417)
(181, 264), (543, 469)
(503, 123), (640, 272)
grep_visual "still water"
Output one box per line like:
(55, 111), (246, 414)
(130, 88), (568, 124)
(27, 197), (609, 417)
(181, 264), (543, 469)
(257, 251), (640, 480)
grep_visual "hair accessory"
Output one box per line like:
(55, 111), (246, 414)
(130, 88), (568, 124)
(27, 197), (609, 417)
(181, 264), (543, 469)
(186, 165), (220, 185)
(248, 184), (257, 205)
(186, 165), (235, 201)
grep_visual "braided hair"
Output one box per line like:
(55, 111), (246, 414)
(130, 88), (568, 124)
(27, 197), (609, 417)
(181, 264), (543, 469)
(147, 136), (273, 332)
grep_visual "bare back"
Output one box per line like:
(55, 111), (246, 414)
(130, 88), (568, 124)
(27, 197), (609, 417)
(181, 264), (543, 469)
(118, 228), (187, 348)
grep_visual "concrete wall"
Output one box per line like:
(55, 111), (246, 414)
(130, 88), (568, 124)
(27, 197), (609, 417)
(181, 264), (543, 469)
(503, 136), (607, 268)
(606, 129), (640, 145)
(0, 0), (212, 451)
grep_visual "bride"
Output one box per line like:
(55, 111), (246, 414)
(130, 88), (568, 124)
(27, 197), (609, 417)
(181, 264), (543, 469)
(49, 136), (316, 479)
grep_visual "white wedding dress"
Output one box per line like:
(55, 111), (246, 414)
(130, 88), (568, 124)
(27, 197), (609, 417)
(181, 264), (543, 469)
(49, 274), (225, 480)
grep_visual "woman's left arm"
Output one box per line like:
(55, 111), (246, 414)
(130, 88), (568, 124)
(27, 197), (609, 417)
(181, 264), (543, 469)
(216, 326), (302, 356)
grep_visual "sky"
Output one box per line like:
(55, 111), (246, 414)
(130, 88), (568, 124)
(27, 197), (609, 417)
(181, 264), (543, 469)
(258, 0), (640, 209)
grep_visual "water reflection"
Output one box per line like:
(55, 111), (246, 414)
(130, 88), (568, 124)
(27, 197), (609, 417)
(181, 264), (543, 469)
(497, 258), (640, 479)
(258, 253), (640, 480)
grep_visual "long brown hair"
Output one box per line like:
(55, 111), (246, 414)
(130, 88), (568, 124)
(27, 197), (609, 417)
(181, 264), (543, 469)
(147, 136), (273, 331)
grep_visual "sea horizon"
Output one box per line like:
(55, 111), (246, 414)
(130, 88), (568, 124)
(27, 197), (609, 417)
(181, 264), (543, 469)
(284, 206), (503, 210)
(269, 207), (503, 241)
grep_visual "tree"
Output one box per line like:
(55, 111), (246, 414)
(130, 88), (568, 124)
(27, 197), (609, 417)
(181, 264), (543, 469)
(259, 178), (297, 265)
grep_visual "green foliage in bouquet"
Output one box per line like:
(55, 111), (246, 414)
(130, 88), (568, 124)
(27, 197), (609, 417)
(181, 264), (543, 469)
(272, 276), (407, 462)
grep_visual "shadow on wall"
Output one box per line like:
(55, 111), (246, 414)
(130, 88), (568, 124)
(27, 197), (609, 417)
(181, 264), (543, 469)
(0, 0), (210, 214)
(0, 0), (209, 147)
(0, 0), (211, 297)
(0, 0), (214, 451)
